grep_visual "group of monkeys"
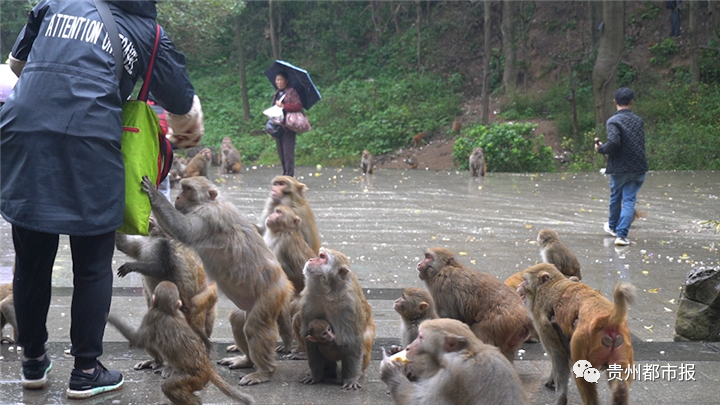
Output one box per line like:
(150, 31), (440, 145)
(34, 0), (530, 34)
(359, 146), (486, 177)
(168, 137), (243, 187)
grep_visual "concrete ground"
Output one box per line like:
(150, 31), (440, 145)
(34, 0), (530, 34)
(1, 167), (718, 404)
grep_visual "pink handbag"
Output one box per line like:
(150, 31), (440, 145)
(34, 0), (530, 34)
(285, 111), (312, 133)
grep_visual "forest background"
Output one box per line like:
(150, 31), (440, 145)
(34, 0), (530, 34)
(1, 0), (719, 172)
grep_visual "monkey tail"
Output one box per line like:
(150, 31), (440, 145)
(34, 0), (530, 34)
(610, 282), (636, 325)
(210, 372), (255, 405)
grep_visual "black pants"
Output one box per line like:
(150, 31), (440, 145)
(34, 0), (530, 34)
(12, 225), (115, 370)
(276, 130), (297, 177)
(670, 9), (681, 37)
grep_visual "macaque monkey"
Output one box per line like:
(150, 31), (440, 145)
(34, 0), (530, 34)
(537, 229), (582, 280)
(108, 282), (255, 405)
(115, 232), (218, 370)
(404, 156), (418, 169)
(306, 319), (341, 362)
(518, 264), (635, 405)
(380, 318), (530, 405)
(417, 247), (531, 363)
(469, 147), (487, 177)
(299, 248), (375, 390)
(0, 283), (17, 344)
(141, 176), (293, 385)
(183, 148), (212, 178)
(394, 287), (437, 347)
(258, 176), (321, 255)
(412, 130), (429, 147)
(169, 155), (187, 188)
(360, 150), (374, 175)
(452, 118), (462, 134)
(220, 137), (242, 174)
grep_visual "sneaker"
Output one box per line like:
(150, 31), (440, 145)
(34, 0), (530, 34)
(21, 354), (53, 389)
(615, 237), (630, 246)
(66, 362), (123, 399)
(604, 222), (617, 237)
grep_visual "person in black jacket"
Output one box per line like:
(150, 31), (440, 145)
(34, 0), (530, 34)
(596, 88), (648, 246)
(0, 0), (203, 398)
(667, 1), (682, 38)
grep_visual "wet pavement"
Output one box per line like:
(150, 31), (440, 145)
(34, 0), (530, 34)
(1, 167), (719, 404)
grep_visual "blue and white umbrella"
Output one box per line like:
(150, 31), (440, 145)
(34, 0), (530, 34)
(265, 60), (321, 110)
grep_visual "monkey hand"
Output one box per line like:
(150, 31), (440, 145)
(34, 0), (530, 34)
(299, 376), (320, 385)
(1, 337), (15, 344)
(380, 348), (407, 383)
(140, 176), (159, 198)
(342, 380), (362, 390)
(117, 264), (133, 278)
(388, 345), (404, 355)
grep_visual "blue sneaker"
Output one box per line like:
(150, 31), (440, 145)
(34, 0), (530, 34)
(66, 362), (123, 399)
(21, 354), (53, 389)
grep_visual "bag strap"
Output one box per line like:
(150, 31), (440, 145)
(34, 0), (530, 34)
(93, 0), (159, 101)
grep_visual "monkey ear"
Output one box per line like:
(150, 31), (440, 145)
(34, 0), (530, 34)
(208, 189), (218, 200)
(443, 334), (467, 353)
(297, 183), (307, 198)
(418, 302), (429, 312)
(176, 299), (182, 309)
(338, 265), (350, 277)
(293, 216), (302, 228)
(447, 257), (457, 267)
(306, 335), (316, 343)
(539, 272), (551, 285)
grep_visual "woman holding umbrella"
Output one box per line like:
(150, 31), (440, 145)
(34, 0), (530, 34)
(272, 71), (303, 177)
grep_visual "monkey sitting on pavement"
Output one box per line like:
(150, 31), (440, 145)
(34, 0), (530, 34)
(0, 283), (17, 345)
(108, 281), (254, 405)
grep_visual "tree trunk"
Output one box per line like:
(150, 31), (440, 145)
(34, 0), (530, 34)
(416, 0), (422, 71)
(269, 0), (279, 60)
(481, 0), (491, 125)
(592, 0), (624, 133)
(370, 0), (381, 62)
(234, 15), (251, 121)
(569, 63), (579, 141)
(689, 0), (700, 87)
(501, 0), (516, 93)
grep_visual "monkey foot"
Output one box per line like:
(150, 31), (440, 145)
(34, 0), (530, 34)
(284, 352), (307, 360)
(1, 337), (15, 344)
(275, 344), (291, 353)
(239, 371), (272, 386)
(133, 359), (158, 370)
(342, 380), (362, 390)
(299, 376), (320, 385)
(225, 344), (241, 353)
(217, 355), (253, 369)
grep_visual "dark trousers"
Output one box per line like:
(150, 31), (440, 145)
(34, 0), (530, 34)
(670, 9), (681, 37)
(12, 225), (115, 370)
(276, 130), (297, 177)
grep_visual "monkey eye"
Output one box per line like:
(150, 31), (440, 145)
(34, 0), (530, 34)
(319, 253), (327, 260)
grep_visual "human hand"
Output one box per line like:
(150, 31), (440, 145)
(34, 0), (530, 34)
(275, 100), (284, 108)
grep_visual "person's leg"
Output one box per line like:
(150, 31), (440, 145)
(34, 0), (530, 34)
(615, 173), (645, 239)
(68, 231), (115, 370)
(282, 131), (297, 177)
(12, 226), (59, 359)
(607, 174), (627, 232)
(276, 136), (287, 174)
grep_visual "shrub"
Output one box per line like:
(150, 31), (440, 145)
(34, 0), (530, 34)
(453, 122), (556, 172)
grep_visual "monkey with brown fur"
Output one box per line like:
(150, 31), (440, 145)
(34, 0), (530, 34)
(417, 247), (531, 364)
(140, 175), (293, 385)
(115, 231), (218, 371)
(257, 175), (321, 255)
(394, 287), (437, 347)
(360, 150), (374, 175)
(412, 130), (429, 147)
(380, 318), (529, 405)
(0, 283), (17, 344)
(263, 205), (315, 356)
(404, 156), (418, 169)
(306, 319), (342, 363)
(108, 282), (255, 405)
(452, 118), (462, 134)
(183, 148), (212, 178)
(220, 137), (242, 174)
(537, 229), (582, 280)
(469, 147), (487, 177)
(299, 248), (375, 390)
(518, 263), (635, 405)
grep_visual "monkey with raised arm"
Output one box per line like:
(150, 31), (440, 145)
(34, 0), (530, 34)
(417, 247), (531, 364)
(257, 176), (321, 255)
(108, 282), (254, 405)
(380, 318), (529, 405)
(220, 137), (242, 174)
(360, 150), (374, 175)
(115, 231), (218, 371)
(183, 148), (212, 178)
(537, 229), (582, 280)
(518, 263), (635, 405)
(141, 176), (293, 385)
(469, 147), (487, 177)
(0, 283), (17, 344)
(299, 248), (375, 390)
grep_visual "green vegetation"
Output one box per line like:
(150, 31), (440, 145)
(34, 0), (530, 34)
(453, 123), (555, 173)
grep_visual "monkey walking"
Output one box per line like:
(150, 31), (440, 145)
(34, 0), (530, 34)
(469, 147), (487, 177)
(0, 283), (17, 344)
(140, 176), (294, 386)
(537, 229), (582, 280)
(380, 318), (529, 405)
(518, 264), (635, 405)
(299, 248), (375, 390)
(108, 282), (254, 405)
(412, 130), (429, 147)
